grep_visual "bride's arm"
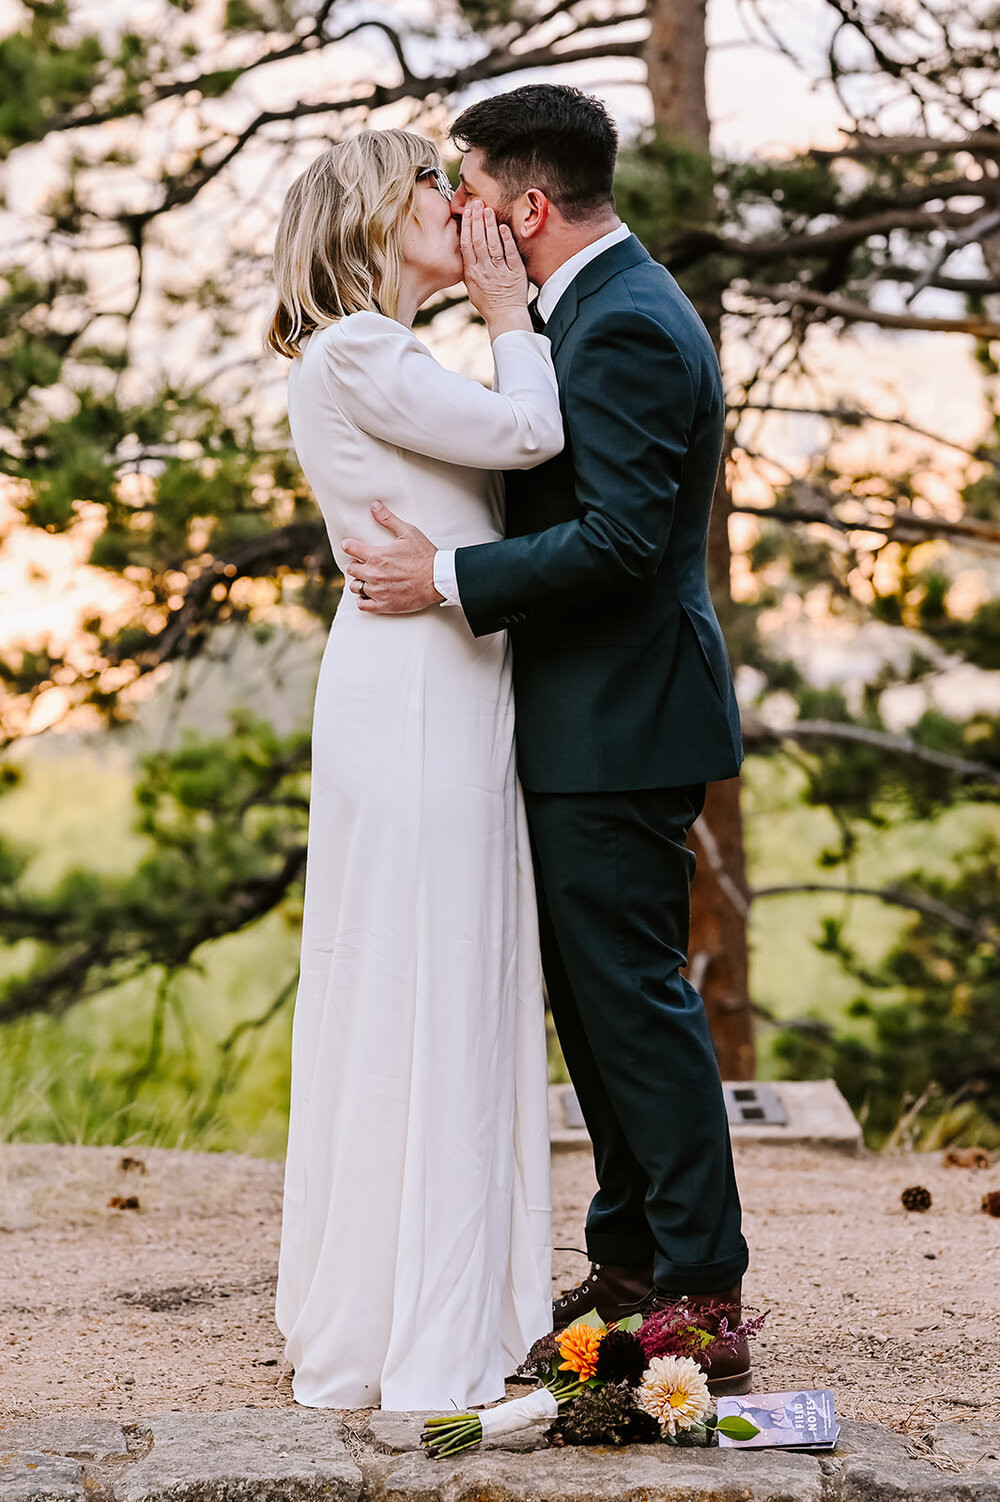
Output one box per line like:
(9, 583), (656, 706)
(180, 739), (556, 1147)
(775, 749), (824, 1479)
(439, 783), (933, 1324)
(321, 313), (562, 471)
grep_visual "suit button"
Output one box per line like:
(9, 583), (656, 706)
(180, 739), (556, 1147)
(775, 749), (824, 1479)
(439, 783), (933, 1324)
(498, 616), (510, 626)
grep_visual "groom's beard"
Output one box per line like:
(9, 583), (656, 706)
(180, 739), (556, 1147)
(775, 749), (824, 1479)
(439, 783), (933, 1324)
(493, 203), (537, 284)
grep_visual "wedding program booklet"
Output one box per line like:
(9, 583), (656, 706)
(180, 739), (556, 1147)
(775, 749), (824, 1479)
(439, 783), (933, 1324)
(717, 1389), (840, 1450)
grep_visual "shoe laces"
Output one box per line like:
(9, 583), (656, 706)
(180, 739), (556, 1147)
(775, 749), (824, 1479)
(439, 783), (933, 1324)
(557, 1260), (600, 1302)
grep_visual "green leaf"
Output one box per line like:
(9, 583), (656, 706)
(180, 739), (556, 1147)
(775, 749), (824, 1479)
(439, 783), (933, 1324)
(198, 68), (243, 97)
(567, 1309), (607, 1331)
(616, 1313), (643, 1333)
(717, 1416), (761, 1440)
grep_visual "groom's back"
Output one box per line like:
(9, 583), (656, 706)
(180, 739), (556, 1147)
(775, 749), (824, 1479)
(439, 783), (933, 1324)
(503, 239), (743, 794)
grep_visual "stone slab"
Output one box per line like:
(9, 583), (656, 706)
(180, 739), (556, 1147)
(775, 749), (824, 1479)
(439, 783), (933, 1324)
(0, 1418), (127, 1462)
(928, 1420), (1000, 1475)
(833, 1422), (913, 1463)
(14, 1406), (1000, 1502)
(366, 1443), (826, 1502)
(724, 1080), (863, 1153)
(111, 1410), (361, 1502)
(831, 1456), (1000, 1500)
(548, 1086), (590, 1155)
(0, 1454), (83, 1502)
(369, 1412), (547, 1456)
(548, 1080), (864, 1154)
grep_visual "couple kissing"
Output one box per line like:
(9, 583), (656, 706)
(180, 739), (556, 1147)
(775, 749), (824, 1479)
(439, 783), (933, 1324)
(268, 82), (749, 1414)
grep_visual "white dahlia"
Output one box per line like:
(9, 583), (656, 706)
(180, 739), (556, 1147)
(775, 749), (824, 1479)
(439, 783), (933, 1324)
(635, 1355), (711, 1437)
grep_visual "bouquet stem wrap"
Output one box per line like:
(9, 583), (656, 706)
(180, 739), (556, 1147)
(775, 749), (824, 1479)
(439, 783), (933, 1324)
(422, 1387), (563, 1456)
(479, 1388), (559, 1437)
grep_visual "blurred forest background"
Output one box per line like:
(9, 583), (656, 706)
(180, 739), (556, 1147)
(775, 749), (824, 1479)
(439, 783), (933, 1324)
(1, 0), (999, 1157)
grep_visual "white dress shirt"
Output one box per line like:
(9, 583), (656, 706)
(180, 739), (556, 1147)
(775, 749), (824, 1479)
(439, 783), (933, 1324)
(433, 222), (632, 608)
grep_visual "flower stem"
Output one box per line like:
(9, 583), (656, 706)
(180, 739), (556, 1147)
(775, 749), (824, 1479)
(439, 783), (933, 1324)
(421, 1416), (484, 1458)
(546, 1377), (587, 1406)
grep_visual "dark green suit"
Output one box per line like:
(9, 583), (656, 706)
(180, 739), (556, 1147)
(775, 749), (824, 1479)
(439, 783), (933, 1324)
(455, 235), (748, 1292)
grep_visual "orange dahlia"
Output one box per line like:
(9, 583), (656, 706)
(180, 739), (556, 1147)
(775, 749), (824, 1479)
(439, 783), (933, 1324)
(556, 1321), (605, 1381)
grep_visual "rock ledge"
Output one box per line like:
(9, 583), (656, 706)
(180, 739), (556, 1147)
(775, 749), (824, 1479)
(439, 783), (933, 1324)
(2, 1409), (998, 1502)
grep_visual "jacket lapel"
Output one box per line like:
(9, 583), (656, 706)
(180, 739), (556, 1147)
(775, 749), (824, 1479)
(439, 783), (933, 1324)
(543, 234), (653, 357)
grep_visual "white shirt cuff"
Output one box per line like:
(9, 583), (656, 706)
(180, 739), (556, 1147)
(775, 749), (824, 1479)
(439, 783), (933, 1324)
(433, 549), (461, 607)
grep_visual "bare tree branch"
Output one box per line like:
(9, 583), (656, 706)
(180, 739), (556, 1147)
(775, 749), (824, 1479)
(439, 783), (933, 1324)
(750, 880), (1000, 943)
(672, 207), (984, 270)
(811, 132), (1000, 161)
(105, 520), (334, 674)
(130, 37), (646, 225)
(743, 718), (1000, 787)
(904, 208), (1000, 303)
(39, 8), (340, 134)
(871, 266), (1000, 296)
(0, 844), (308, 1025)
(731, 500), (1000, 550)
(876, 177), (998, 209)
(738, 281), (1000, 339)
(732, 401), (988, 457)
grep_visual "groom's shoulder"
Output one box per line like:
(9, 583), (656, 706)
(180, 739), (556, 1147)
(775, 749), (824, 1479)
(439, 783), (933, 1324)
(581, 257), (716, 363)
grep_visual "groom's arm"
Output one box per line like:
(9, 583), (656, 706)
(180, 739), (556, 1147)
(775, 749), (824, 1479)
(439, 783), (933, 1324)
(454, 310), (704, 638)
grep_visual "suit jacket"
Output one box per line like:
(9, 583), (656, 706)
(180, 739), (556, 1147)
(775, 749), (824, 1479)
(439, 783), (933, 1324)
(454, 234), (743, 793)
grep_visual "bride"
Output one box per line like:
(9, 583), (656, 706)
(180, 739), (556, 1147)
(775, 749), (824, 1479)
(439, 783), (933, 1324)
(266, 130), (563, 1411)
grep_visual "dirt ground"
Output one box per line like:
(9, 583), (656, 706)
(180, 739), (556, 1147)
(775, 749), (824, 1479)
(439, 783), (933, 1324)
(1, 1139), (998, 1432)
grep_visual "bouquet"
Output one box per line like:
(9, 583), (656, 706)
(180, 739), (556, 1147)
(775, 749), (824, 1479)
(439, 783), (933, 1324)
(421, 1304), (767, 1458)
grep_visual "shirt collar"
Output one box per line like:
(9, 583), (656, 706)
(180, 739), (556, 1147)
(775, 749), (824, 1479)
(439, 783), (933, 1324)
(535, 222), (632, 323)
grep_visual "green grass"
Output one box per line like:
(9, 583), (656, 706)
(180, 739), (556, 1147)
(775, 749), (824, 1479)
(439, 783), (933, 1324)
(2, 740), (995, 1155)
(0, 918), (298, 1156)
(0, 740), (298, 1157)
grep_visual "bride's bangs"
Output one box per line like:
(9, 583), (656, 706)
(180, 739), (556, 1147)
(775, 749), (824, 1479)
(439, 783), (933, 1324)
(266, 131), (440, 358)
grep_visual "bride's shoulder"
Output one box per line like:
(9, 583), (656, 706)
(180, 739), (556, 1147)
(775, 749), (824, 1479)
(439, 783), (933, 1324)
(324, 310), (420, 350)
(313, 312), (423, 383)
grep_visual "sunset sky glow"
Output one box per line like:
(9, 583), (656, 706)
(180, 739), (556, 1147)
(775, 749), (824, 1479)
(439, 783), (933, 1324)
(2, 0), (998, 736)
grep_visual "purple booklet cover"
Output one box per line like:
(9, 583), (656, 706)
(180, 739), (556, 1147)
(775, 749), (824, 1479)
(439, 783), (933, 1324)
(717, 1389), (840, 1450)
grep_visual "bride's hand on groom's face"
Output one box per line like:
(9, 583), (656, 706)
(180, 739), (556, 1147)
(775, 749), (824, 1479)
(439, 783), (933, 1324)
(343, 502), (443, 614)
(461, 200), (531, 336)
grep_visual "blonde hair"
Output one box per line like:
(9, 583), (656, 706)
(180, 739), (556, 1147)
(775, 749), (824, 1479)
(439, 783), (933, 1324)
(266, 130), (439, 358)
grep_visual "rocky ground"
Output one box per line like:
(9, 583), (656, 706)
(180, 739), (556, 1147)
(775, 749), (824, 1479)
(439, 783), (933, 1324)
(1, 1137), (999, 1437)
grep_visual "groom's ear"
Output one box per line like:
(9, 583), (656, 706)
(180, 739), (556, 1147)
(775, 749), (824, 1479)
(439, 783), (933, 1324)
(515, 188), (549, 241)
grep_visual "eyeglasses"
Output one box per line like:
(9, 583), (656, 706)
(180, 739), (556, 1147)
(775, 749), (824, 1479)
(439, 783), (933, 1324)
(416, 165), (454, 202)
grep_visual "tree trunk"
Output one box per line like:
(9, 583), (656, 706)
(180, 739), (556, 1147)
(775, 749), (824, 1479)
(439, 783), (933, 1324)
(644, 0), (756, 1079)
(645, 0), (710, 144)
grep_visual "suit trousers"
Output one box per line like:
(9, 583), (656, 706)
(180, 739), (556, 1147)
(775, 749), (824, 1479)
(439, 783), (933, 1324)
(523, 784), (749, 1293)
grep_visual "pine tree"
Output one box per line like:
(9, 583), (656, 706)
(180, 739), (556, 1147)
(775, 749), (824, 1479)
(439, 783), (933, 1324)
(2, 0), (1000, 1145)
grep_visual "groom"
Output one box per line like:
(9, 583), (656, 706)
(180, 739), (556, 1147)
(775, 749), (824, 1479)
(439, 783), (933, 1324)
(343, 84), (751, 1389)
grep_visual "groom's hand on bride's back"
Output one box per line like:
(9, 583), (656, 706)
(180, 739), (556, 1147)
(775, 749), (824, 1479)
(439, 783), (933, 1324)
(343, 501), (444, 614)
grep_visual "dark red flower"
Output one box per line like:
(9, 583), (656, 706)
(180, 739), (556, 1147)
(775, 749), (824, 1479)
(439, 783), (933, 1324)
(594, 1328), (647, 1386)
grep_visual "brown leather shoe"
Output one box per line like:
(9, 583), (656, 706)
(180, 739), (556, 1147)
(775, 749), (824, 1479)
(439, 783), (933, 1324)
(646, 1284), (752, 1396)
(552, 1260), (655, 1332)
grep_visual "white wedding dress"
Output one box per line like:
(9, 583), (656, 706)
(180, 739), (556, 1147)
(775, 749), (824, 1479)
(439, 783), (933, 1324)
(275, 311), (563, 1411)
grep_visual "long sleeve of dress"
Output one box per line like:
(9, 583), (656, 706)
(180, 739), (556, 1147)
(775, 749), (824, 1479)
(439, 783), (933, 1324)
(320, 311), (563, 470)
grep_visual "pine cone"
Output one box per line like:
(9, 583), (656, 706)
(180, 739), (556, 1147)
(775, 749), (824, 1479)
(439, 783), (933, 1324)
(552, 1383), (660, 1447)
(943, 1147), (990, 1170)
(981, 1190), (1000, 1218)
(901, 1185), (932, 1212)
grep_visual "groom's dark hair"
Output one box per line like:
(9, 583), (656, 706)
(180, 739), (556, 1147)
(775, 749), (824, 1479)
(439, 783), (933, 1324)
(450, 84), (618, 222)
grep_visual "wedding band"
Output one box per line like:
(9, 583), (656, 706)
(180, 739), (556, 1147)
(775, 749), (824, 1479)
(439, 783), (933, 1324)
(358, 582), (369, 599)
